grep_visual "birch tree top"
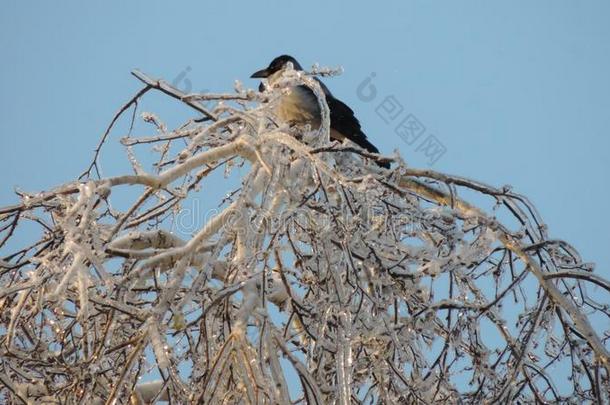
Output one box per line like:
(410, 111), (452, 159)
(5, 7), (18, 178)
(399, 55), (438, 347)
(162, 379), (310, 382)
(0, 65), (608, 404)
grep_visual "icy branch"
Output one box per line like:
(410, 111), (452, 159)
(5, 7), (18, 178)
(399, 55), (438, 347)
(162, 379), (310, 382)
(0, 67), (607, 404)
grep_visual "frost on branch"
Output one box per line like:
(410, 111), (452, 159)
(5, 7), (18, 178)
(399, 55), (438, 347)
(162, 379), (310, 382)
(0, 67), (608, 404)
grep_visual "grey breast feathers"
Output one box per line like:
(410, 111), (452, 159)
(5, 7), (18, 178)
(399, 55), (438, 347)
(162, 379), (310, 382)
(275, 85), (322, 128)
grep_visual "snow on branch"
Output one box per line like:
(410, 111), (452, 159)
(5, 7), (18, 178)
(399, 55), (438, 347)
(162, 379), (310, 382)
(0, 66), (608, 404)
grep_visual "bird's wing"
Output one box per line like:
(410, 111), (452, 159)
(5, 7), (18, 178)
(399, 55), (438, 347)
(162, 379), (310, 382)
(309, 79), (388, 168)
(328, 104), (380, 156)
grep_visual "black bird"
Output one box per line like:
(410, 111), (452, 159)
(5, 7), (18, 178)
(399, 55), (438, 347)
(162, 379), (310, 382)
(251, 55), (389, 168)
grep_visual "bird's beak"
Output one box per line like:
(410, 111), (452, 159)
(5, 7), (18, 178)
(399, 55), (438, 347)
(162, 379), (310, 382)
(250, 68), (270, 79)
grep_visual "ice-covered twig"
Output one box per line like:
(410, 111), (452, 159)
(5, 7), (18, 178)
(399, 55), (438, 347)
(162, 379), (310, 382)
(0, 66), (607, 404)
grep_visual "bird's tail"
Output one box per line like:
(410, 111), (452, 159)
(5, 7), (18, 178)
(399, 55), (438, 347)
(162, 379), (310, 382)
(355, 135), (390, 169)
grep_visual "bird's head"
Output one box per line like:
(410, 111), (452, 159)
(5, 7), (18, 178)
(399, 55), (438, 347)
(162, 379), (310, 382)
(250, 55), (303, 79)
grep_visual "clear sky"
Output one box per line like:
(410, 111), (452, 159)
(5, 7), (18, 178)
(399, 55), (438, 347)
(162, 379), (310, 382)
(1, 2), (608, 300)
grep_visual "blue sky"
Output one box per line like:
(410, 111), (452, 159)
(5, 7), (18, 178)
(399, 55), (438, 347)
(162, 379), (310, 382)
(1, 1), (609, 399)
(1, 1), (608, 303)
(0, 1), (610, 398)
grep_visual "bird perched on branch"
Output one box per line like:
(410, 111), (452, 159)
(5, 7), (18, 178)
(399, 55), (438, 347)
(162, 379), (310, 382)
(251, 55), (389, 168)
